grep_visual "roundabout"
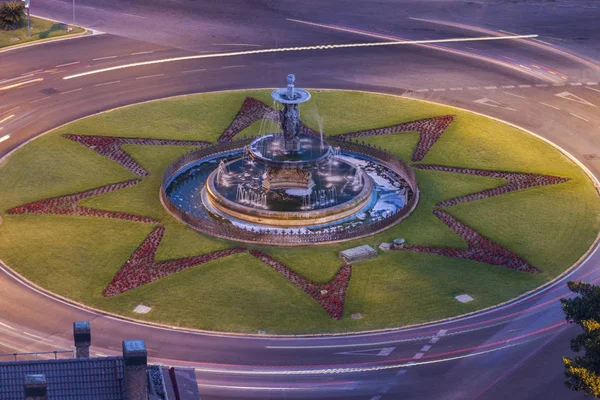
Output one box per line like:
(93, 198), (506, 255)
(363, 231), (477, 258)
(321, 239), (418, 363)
(0, 83), (597, 334)
(2, 3), (600, 397)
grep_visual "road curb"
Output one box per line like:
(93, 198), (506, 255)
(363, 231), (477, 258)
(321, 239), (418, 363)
(1, 88), (598, 338)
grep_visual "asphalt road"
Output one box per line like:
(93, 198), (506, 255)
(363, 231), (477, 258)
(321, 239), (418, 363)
(1, 1), (600, 399)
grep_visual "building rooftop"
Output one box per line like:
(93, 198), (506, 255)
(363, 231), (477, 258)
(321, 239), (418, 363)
(0, 356), (126, 400)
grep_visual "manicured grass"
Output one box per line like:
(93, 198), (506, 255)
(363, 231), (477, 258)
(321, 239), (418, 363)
(0, 16), (85, 49)
(0, 90), (598, 334)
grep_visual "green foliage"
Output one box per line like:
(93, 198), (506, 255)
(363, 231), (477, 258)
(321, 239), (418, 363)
(561, 281), (600, 397)
(0, 1), (25, 30)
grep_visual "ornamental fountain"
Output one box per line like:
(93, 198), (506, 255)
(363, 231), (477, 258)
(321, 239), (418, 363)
(162, 74), (418, 244)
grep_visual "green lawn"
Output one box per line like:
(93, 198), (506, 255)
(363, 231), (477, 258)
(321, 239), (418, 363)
(0, 90), (597, 334)
(0, 16), (85, 49)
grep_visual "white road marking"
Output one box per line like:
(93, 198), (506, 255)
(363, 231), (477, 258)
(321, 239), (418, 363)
(413, 352), (424, 359)
(135, 74), (164, 80)
(484, 86), (497, 89)
(585, 86), (600, 94)
(437, 329), (448, 336)
(474, 97), (517, 111)
(335, 347), (396, 357)
(502, 91), (526, 99)
(555, 91), (596, 107)
(467, 87), (480, 90)
(181, 68), (207, 74)
(553, 83), (565, 87)
(420, 345), (432, 352)
(414, 89), (429, 92)
(535, 84), (549, 87)
(501, 85), (515, 89)
(22, 331), (46, 340)
(131, 50), (154, 55)
(61, 88), (83, 95)
(370, 396), (383, 400)
(429, 337), (440, 344)
(539, 102), (560, 110)
(30, 96), (50, 104)
(449, 87), (463, 91)
(0, 114), (15, 124)
(94, 80), (121, 87)
(0, 135), (10, 143)
(63, 34), (540, 80)
(586, 82), (599, 85)
(569, 82), (582, 86)
(221, 65), (245, 69)
(433, 88), (445, 92)
(55, 61), (80, 68)
(518, 84), (531, 88)
(93, 55), (118, 61)
(570, 113), (589, 122)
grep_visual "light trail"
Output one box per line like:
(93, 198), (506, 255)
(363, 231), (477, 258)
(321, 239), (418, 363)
(0, 78), (44, 91)
(0, 114), (15, 124)
(63, 34), (538, 81)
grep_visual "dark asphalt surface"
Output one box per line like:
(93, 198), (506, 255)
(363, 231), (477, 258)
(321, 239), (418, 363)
(1, 1), (600, 399)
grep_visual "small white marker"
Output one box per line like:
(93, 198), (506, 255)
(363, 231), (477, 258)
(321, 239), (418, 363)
(484, 86), (497, 89)
(93, 55), (118, 61)
(501, 85), (515, 89)
(449, 87), (463, 91)
(585, 86), (600, 94)
(586, 82), (598, 86)
(535, 84), (549, 87)
(55, 61), (80, 68)
(539, 102), (560, 110)
(95, 80), (121, 87)
(181, 68), (207, 74)
(30, 96), (50, 104)
(570, 113), (589, 122)
(131, 50), (154, 55)
(502, 91), (526, 99)
(429, 337), (440, 344)
(420, 345), (432, 352)
(413, 352), (424, 359)
(135, 74), (164, 80)
(569, 82), (583, 86)
(61, 88), (83, 95)
(433, 88), (445, 92)
(518, 84), (531, 88)
(437, 329), (448, 336)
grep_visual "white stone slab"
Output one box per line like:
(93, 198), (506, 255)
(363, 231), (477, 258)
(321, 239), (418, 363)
(133, 304), (152, 314)
(454, 294), (474, 303)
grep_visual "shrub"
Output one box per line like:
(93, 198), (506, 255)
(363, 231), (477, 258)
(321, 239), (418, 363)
(0, 1), (25, 30)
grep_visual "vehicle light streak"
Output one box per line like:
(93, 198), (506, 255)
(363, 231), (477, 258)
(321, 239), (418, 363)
(63, 34), (538, 81)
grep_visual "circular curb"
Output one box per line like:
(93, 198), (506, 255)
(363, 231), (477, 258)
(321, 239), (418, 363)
(0, 88), (598, 338)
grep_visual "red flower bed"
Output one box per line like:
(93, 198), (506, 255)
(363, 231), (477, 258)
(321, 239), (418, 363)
(395, 209), (539, 273)
(414, 165), (570, 207)
(335, 115), (455, 161)
(6, 179), (158, 223)
(103, 226), (246, 296)
(249, 250), (352, 320)
(218, 97), (278, 143)
(63, 134), (209, 176)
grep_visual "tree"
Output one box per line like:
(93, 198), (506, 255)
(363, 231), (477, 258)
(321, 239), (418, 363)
(0, 1), (25, 30)
(561, 280), (600, 397)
